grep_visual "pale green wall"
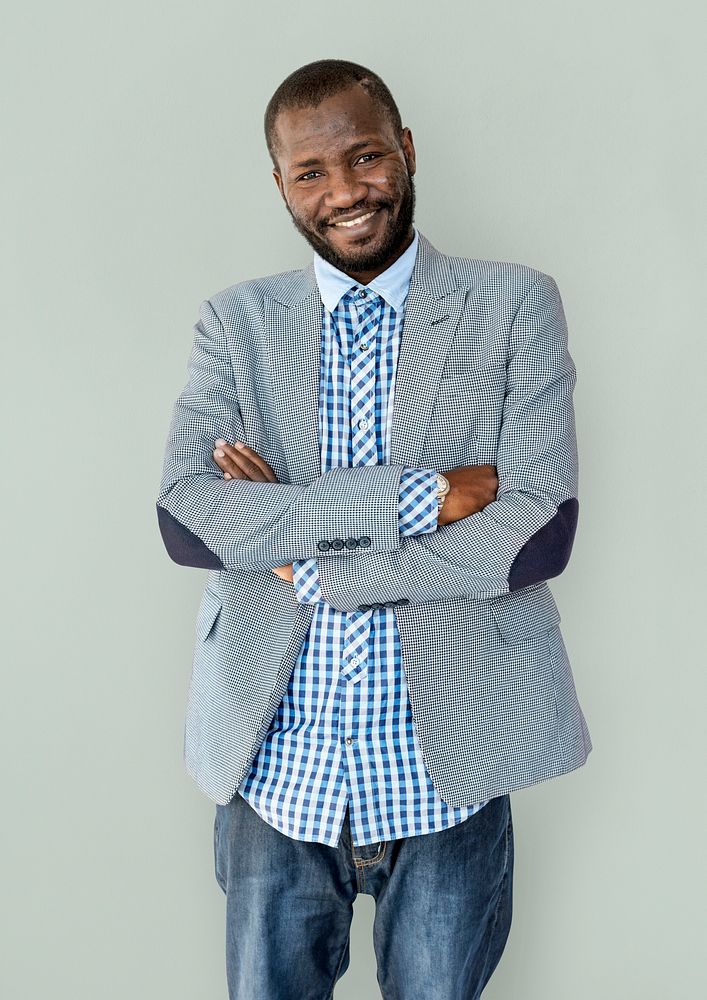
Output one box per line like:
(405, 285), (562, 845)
(3, 1), (705, 997)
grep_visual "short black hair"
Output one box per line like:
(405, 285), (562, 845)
(264, 59), (403, 168)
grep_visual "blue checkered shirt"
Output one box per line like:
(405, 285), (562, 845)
(237, 229), (489, 845)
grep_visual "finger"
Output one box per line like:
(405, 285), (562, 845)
(215, 440), (278, 482)
(218, 444), (268, 482)
(232, 442), (278, 482)
(215, 441), (277, 483)
(212, 447), (249, 480)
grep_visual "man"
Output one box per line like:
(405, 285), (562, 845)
(156, 59), (592, 1000)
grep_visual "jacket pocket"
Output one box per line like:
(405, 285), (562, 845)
(490, 584), (562, 644)
(195, 586), (223, 641)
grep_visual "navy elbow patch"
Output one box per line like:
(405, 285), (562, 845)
(508, 498), (579, 591)
(156, 504), (224, 570)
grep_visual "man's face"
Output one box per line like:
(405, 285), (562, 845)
(271, 85), (417, 282)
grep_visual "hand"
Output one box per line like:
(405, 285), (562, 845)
(437, 465), (499, 526)
(212, 439), (278, 482)
(211, 439), (293, 580)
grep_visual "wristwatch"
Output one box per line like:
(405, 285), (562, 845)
(435, 472), (451, 510)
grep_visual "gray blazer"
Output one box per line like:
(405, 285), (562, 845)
(156, 232), (592, 807)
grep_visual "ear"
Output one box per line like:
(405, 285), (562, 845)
(401, 126), (416, 176)
(272, 169), (287, 203)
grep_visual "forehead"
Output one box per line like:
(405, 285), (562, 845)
(274, 86), (396, 166)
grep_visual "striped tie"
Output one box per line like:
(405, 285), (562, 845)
(339, 286), (384, 684)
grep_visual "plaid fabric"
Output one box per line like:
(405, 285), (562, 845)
(238, 241), (488, 846)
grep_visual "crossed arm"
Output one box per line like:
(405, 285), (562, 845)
(155, 298), (427, 572)
(209, 441), (499, 602)
(208, 441), (441, 588)
(156, 275), (579, 609)
(313, 274), (580, 610)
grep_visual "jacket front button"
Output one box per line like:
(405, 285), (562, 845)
(358, 604), (371, 611)
(317, 540), (331, 551)
(345, 537), (358, 549)
(330, 538), (344, 550)
(358, 536), (371, 547)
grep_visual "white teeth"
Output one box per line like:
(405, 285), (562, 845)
(334, 210), (377, 228)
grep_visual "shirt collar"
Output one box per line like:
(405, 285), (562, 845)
(313, 227), (420, 314)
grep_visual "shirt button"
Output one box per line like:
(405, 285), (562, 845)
(358, 289), (367, 298)
(359, 342), (369, 351)
(358, 418), (369, 429)
(345, 737), (355, 744)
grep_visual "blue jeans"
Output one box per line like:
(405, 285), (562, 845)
(214, 791), (514, 999)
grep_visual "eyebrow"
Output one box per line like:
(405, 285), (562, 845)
(292, 139), (378, 171)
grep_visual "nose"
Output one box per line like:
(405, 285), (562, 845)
(324, 167), (369, 212)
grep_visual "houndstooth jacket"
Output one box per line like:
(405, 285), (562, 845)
(155, 231), (593, 807)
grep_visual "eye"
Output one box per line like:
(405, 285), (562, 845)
(357, 153), (379, 164)
(297, 171), (321, 182)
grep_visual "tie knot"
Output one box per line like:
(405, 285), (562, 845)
(343, 285), (383, 313)
(344, 284), (370, 302)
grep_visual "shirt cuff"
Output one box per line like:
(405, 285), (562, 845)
(398, 467), (439, 537)
(292, 558), (324, 604)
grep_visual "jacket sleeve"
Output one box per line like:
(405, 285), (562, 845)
(291, 467), (439, 605)
(155, 298), (407, 571)
(313, 274), (580, 611)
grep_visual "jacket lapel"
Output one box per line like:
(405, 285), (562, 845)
(265, 232), (465, 485)
(265, 268), (323, 486)
(388, 233), (466, 466)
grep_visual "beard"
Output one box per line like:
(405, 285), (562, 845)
(284, 169), (416, 275)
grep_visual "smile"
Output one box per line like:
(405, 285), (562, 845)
(332, 209), (379, 228)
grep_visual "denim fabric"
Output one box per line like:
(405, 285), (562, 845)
(214, 790), (514, 999)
